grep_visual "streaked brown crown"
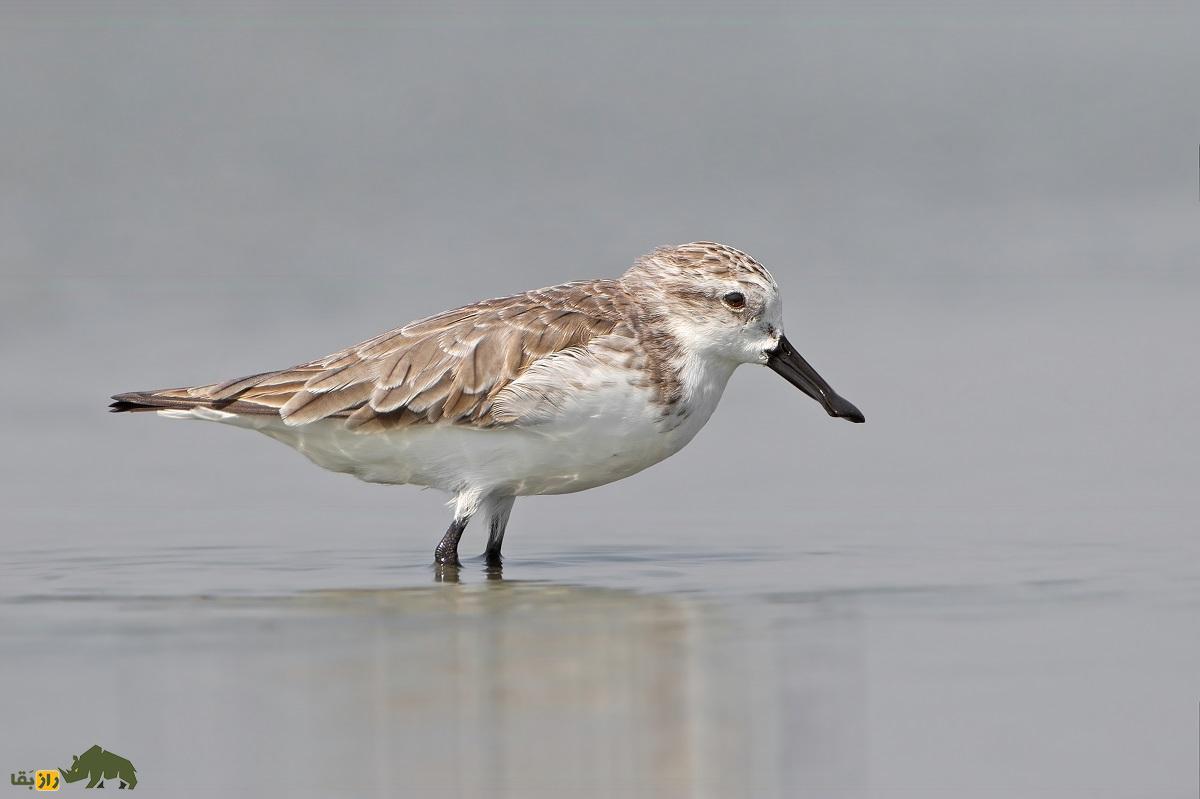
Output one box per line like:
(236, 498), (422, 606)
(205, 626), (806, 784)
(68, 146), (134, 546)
(623, 241), (774, 287)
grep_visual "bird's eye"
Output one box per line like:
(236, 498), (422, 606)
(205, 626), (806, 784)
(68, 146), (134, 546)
(722, 291), (746, 310)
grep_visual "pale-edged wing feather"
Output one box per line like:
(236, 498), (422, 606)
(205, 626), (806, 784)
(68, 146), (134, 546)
(143, 280), (632, 431)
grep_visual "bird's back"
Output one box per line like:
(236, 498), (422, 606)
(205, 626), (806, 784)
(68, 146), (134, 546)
(111, 278), (639, 432)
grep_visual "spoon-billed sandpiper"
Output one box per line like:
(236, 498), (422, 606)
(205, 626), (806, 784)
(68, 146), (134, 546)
(112, 242), (864, 566)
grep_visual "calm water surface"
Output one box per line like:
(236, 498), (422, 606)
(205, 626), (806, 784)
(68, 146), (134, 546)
(3, 502), (1197, 798)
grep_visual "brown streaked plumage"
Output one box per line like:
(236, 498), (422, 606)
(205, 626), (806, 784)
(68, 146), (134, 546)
(113, 280), (644, 432)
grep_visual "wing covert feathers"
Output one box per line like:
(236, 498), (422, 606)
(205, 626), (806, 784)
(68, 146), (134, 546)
(111, 281), (633, 431)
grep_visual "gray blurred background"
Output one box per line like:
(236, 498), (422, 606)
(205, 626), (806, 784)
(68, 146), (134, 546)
(2, 2), (1198, 797)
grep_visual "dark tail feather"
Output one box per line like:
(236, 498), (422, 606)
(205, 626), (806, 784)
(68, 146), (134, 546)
(109, 390), (280, 416)
(109, 391), (207, 413)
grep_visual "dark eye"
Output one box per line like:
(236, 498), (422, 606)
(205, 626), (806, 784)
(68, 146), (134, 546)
(722, 291), (746, 310)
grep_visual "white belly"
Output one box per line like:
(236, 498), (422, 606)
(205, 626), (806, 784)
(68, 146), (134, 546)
(168, 365), (730, 497)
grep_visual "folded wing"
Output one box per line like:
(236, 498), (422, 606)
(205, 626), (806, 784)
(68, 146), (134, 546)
(113, 281), (630, 432)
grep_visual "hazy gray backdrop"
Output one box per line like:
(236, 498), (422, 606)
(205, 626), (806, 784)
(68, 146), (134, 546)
(2, 2), (1198, 797)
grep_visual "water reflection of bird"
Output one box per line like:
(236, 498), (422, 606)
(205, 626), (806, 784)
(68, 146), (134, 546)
(111, 242), (864, 564)
(303, 581), (777, 797)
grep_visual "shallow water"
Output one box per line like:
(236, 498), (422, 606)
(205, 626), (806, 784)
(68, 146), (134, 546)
(4, 501), (1198, 797)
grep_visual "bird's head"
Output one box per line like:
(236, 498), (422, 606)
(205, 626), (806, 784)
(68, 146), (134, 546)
(623, 241), (864, 423)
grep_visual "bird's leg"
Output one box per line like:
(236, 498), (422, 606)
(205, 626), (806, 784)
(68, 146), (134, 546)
(483, 495), (516, 567)
(434, 517), (468, 566)
(435, 489), (484, 567)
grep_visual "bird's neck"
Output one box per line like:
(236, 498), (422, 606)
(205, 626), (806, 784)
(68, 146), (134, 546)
(675, 348), (739, 413)
(630, 309), (739, 421)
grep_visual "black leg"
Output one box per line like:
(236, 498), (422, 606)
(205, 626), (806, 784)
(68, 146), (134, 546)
(434, 518), (468, 566)
(482, 499), (511, 566)
(483, 534), (502, 567)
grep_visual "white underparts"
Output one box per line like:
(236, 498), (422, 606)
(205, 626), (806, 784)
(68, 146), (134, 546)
(158, 354), (740, 500)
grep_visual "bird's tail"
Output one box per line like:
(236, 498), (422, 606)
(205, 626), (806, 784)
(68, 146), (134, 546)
(109, 389), (216, 413)
(109, 371), (291, 416)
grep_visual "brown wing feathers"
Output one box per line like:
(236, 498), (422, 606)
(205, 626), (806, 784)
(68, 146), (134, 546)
(109, 281), (627, 431)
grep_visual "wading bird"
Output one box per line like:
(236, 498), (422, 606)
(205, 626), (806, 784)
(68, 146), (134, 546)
(112, 242), (864, 566)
